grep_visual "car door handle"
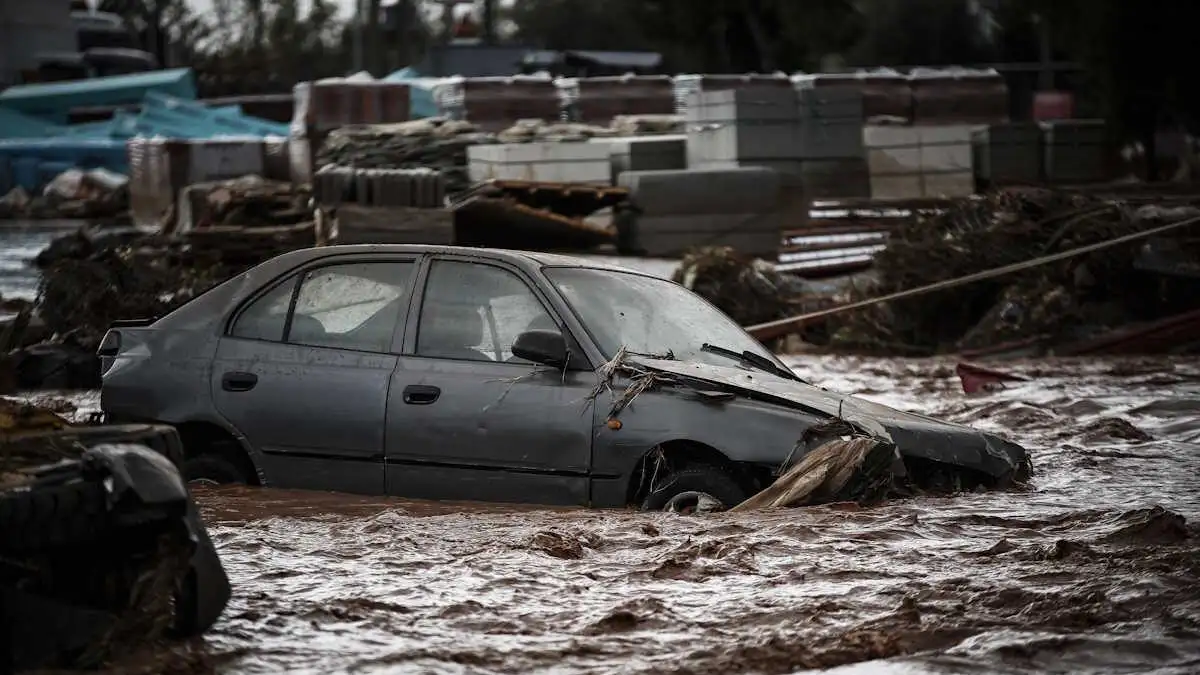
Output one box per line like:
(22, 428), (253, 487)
(403, 384), (440, 405)
(221, 371), (258, 392)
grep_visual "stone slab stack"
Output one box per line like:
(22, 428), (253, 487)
(288, 79), (411, 186)
(313, 165), (446, 209)
(128, 136), (289, 232)
(618, 166), (796, 258)
(685, 84), (869, 200)
(589, 134), (688, 184)
(1041, 119), (1108, 184)
(466, 141), (610, 185)
(863, 124), (978, 199)
(971, 122), (1043, 188)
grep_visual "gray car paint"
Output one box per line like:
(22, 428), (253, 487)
(99, 244), (1030, 508)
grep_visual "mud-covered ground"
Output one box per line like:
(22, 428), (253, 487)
(99, 355), (1196, 675)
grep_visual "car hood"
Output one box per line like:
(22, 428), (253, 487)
(633, 358), (1030, 481)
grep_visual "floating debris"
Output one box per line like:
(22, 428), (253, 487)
(823, 188), (1200, 355)
(673, 246), (808, 327)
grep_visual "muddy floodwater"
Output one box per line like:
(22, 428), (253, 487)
(2, 228), (1197, 673)
(129, 355), (1195, 675)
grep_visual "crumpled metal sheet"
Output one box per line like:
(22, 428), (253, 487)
(631, 357), (1031, 483)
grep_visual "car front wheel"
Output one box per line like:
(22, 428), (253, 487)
(640, 466), (750, 513)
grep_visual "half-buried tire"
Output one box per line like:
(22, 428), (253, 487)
(0, 439), (232, 669)
(0, 442), (189, 555)
(641, 466), (750, 512)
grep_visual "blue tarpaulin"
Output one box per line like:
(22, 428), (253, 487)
(0, 107), (66, 140)
(385, 66), (442, 119)
(0, 138), (128, 193)
(0, 68), (196, 124)
(0, 83), (289, 193)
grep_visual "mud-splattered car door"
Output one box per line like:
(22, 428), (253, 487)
(384, 257), (597, 506)
(211, 258), (419, 495)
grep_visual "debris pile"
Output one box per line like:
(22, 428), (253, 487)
(0, 168), (130, 221)
(673, 246), (809, 326)
(823, 188), (1200, 355)
(317, 118), (496, 197)
(35, 224), (314, 347)
(174, 175), (311, 232)
(0, 402), (231, 670)
(317, 116), (688, 198)
(3, 180), (315, 391)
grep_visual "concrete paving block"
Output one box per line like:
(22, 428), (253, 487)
(917, 125), (977, 172)
(870, 174), (924, 201)
(797, 158), (872, 200)
(468, 141), (610, 185)
(687, 88), (800, 124)
(619, 166), (783, 216)
(601, 135), (687, 181)
(799, 119), (866, 159)
(634, 212), (783, 257)
(971, 123), (1043, 184)
(922, 171), (975, 198)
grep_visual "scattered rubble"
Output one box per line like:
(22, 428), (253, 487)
(317, 118), (497, 197)
(2, 178), (315, 392)
(317, 116), (688, 198)
(0, 168), (130, 221)
(0, 400), (231, 670)
(172, 175), (311, 233)
(672, 245), (810, 330)
(822, 188), (1200, 356)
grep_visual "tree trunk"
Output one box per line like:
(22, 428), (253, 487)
(740, 1), (776, 72)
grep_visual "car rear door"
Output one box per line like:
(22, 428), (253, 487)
(384, 256), (597, 506)
(211, 255), (419, 495)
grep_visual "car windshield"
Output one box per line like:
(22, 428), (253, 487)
(544, 266), (783, 370)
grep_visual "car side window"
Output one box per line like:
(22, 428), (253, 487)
(289, 262), (415, 352)
(229, 276), (296, 342)
(228, 261), (415, 352)
(417, 260), (556, 363)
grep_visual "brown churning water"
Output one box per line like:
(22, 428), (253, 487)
(121, 355), (1199, 675)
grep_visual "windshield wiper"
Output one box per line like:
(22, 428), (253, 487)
(700, 343), (801, 381)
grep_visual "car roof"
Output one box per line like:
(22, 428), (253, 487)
(298, 244), (667, 278)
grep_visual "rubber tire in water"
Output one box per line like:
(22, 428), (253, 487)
(0, 480), (111, 554)
(183, 454), (249, 485)
(0, 441), (182, 555)
(640, 466), (750, 511)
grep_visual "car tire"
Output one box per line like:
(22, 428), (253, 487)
(0, 479), (111, 554)
(183, 454), (249, 486)
(0, 442), (184, 555)
(640, 466), (750, 513)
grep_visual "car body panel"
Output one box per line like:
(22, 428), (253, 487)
(385, 358), (596, 505)
(98, 244), (1032, 507)
(630, 358), (1028, 480)
(211, 338), (394, 495)
(587, 382), (829, 507)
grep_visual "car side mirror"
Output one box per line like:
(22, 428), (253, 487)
(512, 329), (568, 368)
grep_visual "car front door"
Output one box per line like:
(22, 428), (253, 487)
(384, 257), (597, 506)
(211, 256), (418, 495)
